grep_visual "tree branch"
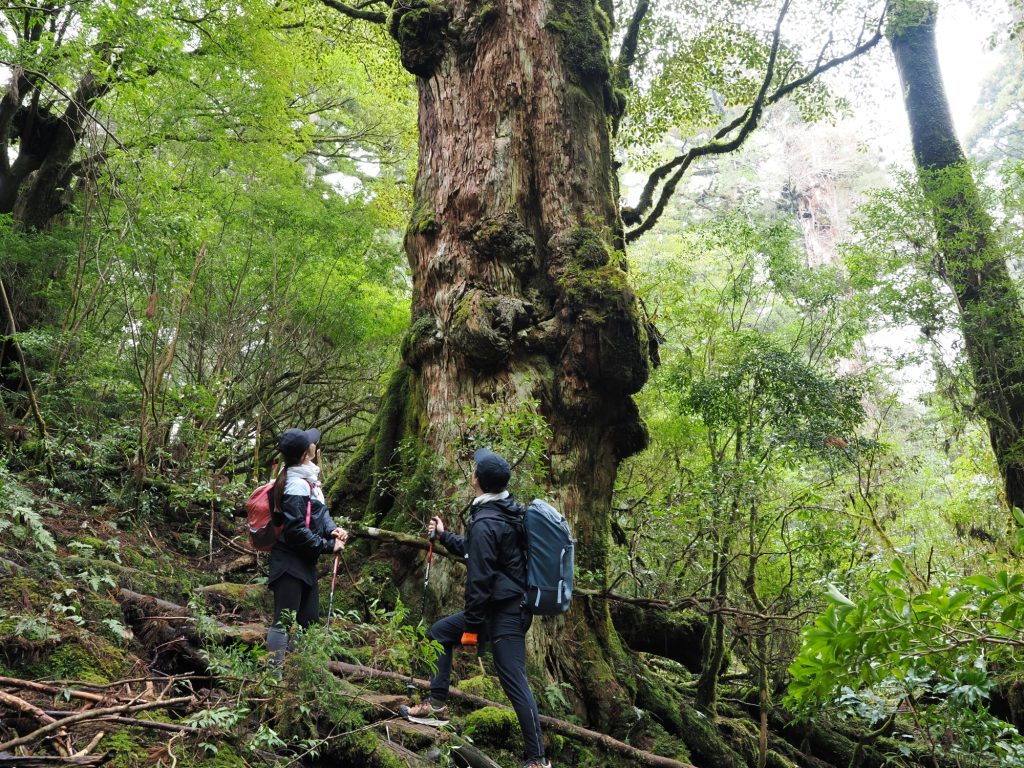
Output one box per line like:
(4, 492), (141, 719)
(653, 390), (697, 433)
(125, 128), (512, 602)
(614, 0), (650, 88)
(318, 0), (388, 24)
(0, 696), (194, 752)
(0, 689), (58, 725)
(0, 66), (32, 176)
(0, 676), (109, 704)
(624, 0), (790, 240)
(623, 2), (885, 242)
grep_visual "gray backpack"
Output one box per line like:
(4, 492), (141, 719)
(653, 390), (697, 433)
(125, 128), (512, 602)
(523, 500), (575, 615)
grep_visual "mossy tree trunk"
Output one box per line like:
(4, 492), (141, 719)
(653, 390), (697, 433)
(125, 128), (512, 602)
(890, 1), (1024, 514)
(0, 50), (110, 376)
(329, 0), (652, 731)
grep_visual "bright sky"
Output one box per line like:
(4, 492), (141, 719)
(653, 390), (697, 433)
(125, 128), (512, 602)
(937, 2), (1001, 140)
(858, 1), (1007, 401)
(858, 0), (1006, 160)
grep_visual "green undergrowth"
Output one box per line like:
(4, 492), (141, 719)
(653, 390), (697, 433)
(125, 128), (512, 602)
(0, 457), (911, 768)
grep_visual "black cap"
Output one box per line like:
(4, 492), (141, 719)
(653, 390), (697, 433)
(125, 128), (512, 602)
(473, 448), (511, 492)
(277, 427), (322, 463)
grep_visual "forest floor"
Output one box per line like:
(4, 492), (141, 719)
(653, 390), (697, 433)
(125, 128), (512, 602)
(0, 475), (932, 768)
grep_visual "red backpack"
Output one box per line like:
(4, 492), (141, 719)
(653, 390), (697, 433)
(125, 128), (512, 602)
(246, 478), (312, 552)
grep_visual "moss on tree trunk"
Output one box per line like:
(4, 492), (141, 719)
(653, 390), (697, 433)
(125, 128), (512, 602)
(890, 0), (1024, 515)
(327, 0), (654, 732)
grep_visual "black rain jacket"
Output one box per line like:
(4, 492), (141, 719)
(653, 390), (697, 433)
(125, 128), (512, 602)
(438, 495), (527, 632)
(268, 485), (337, 587)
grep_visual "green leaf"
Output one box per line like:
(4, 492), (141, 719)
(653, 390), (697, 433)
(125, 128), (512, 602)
(965, 574), (1002, 592)
(825, 583), (857, 609)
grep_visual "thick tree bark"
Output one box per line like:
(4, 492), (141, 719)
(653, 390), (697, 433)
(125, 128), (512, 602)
(331, 0), (652, 730)
(0, 65), (104, 230)
(890, 1), (1024, 514)
(0, 60), (109, 360)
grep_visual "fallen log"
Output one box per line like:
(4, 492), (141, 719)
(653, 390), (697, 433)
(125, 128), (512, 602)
(0, 691), (57, 726)
(0, 696), (194, 753)
(374, 734), (430, 767)
(0, 755), (108, 766)
(0, 678), (109, 705)
(115, 588), (265, 644)
(386, 719), (501, 768)
(328, 661), (696, 768)
(342, 522), (459, 561)
(217, 554), (256, 575)
(41, 713), (198, 735)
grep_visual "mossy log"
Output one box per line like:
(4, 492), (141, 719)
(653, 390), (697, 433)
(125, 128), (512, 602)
(115, 588), (265, 646)
(388, 719), (502, 768)
(609, 603), (706, 672)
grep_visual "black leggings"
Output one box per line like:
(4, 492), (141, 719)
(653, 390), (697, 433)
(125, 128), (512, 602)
(270, 573), (320, 628)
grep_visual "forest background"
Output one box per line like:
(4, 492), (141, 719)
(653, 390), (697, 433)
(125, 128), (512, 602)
(5, 0), (1024, 767)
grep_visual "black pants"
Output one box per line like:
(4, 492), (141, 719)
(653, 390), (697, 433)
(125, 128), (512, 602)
(427, 602), (544, 761)
(270, 573), (319, 628)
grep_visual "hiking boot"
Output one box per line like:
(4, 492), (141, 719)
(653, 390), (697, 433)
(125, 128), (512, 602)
(522, 760), (552, 768)
(399, 699), (449, 723)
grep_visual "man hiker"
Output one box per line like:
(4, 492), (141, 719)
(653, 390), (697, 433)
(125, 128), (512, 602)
(401, 448), (551, 768)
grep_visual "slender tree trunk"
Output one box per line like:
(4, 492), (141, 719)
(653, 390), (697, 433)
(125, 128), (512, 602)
(695, 528), (730, 714)
(890, 1), (1024, 513)
(331, 0), (651, 728)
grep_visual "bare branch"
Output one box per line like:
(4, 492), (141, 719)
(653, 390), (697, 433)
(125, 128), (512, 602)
(623, 3), (885, 242)
(319, 0), (388, 24)
(625, 0), (791, 241)
(614, 0), (650, 87)
(0, 696), (194, 753)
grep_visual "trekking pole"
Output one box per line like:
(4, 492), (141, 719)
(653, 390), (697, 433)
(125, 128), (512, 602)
(326, 551), (340, 630)
(409, 522), (436, 694)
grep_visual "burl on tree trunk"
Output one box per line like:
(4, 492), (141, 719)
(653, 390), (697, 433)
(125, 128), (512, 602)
(890, 1), (1024, 515)
(328, 0), (653, 729)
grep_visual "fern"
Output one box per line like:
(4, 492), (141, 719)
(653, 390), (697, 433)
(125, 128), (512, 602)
(0, 463), (56, 553)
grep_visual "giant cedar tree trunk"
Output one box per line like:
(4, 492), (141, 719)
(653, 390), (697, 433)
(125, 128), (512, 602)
(890, 1), (1024, 514)
(0, 63), (108, 341)
(331, 0), (651, 729)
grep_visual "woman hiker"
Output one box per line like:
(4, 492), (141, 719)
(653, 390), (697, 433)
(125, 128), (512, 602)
(265, 427), (347, 664)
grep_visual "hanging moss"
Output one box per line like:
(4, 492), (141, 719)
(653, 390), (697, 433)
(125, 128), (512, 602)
(388, 1), (451, 78)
